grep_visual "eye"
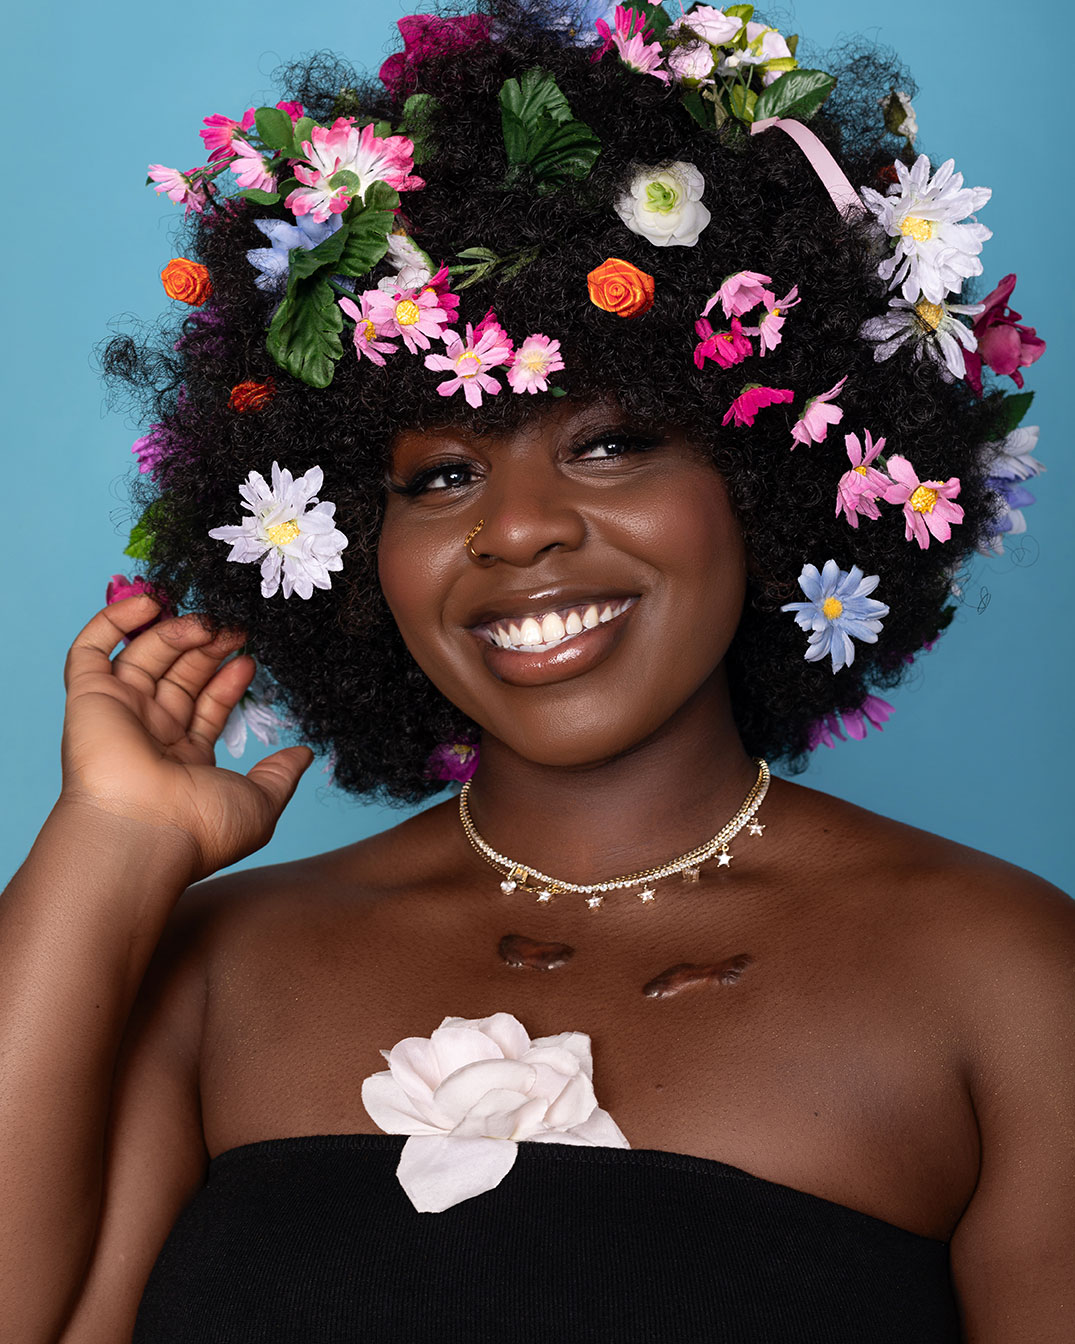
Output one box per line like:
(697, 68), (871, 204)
(572, 433), (661, 461)
(389, 460), (480, 496)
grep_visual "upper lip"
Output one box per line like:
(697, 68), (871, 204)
(463, 585), (641, 629)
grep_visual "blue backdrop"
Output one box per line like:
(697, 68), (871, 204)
(2, 0), (1070, 891)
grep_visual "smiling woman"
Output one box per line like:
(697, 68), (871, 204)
(2, 1), (1073, 1342)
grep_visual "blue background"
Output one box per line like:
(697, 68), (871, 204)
(2, 0), (1070, 891)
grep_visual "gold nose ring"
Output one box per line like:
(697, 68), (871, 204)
(463, 518), (487, 562)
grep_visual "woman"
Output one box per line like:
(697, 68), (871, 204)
(2, 2), (1071, 1339)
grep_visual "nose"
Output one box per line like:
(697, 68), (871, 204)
(471, 459), (587, 568)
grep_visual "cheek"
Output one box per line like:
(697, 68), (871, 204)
(376, 515), (450, 660)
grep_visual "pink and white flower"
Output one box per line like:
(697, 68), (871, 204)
(425, 322), (514, 408)
(836, 430), (890, 527)
(594, 6), (670, 82)
(706, 270), (772, 320)
(229, 139), (276, 194)
(286, 119), (423, 222)
(361, 1012), (629, 1212)
(693, 316), (752, 369)
(748, 285), (800, 354)
(147, 165), (208, 215)
(338, 293), (399, 366)
(790, 376), (847, 448)
(366, 278), (456, 354)
(508, 334), (565, 394)
(200, 108), (256, 161)
(722, 384), (794, 427)
(882, 455), (963, 549)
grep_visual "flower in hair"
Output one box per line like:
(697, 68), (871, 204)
(366, 275), (457, 354)
(809, 694), (895, 749)
(286, 119), (423, 222)
(228, 139), (276, 194)
(378, 231), (436, 293)
(147, 165), (207, 215)
(338, 293), (399, 366)
(426, 741), (480, 782)
(161, 258), (212, 306)
(860, 154), (991, 304)
(508, 334), (565, 394)
(880, 90), (918, 147)
(790, 376), (847, 448)
(229, 379), (276, 413)
(693, 316), (752, 370)
(962, 274), (1046, 396)
(722, 385), (793, 427)
(707, 271), (772, 321)
(836, 431), (890, 527)
(667, 6), (742, 52)
(200, 108), (256, 160)
(882, 456), (963, 549)
(716, 23), (796, 85)
(748, 285), (800, 355)
(979, 424), (1044, 556)
(587, 257), (655, 317)
(221, 668), (287, 759)
(208, 463), (348, 600)
(131, 425), (169, 477)
(424, 322), (514, 408)
(594, 6), (670, 82)
(859, 296), (983, 381)
(245, 214), (344, 293)
(781, 561), (889, 673)
(614, 161), (711, 247)
(105, 573), (173, 645)
(361, 1012), (629, 1212)
(379, 13), (493, 96)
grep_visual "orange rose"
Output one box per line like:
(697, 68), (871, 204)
(161, 257), (212, 306)
(229, 379), (276, 413)
(587, 257), (655, 318)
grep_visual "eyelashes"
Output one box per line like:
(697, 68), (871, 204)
(387, 431), (664, 497)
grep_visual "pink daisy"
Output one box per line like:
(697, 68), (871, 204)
(841, 694), (896, 741)
(229, 140), (276, 194)
(146, 165), (207, 215)
(722, 385), (794, 428)
(508, 334), (565, 394)
(425, 323), (514, 408)
(287, 119), (423, 223)
(338, 294), (399, 366)
(200, 108), (256, 161)
(750, 285), (801, 354)
(594, 6), (669, 81)
(706, 270), (773, 320)
(790, 376), (847, 448)
(883, 455), (964, 548)
(421, 264), (461, 321)
(694, 316), (752, 370)
(365, 283), (454, 354)
(836, 430), (890, 527)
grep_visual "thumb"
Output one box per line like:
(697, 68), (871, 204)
(245, 744), (315, 816)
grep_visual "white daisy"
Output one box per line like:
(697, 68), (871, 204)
(209, 462), (349, 600)
(859, 295), (984, 381)
(979, 424), (1045, 556)
(861, 154), (991, 304)
(221, 669), (287, 758)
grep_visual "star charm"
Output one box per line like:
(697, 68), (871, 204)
(748, 821), (765, 836)
(716, 850), (732, 868)
(537, 890), (553, 903)
(586, 895), (604, 909)
(639, 889), (656, 903)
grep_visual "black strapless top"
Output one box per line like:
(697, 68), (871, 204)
(134, 1134), (961, 1342)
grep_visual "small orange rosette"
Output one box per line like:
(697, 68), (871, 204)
(229, 379), (276, 413)
(586, 257), (655, 318)
(161, 258), (212, 307)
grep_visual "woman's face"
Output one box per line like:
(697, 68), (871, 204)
(377, 397), (747, 768)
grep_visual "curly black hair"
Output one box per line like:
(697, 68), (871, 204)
(104, 0), (1003, 804)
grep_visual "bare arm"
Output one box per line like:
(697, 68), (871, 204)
(0, 598), (311, 1343)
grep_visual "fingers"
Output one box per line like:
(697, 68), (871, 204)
(64, 596), (166, 690)
(153, 637), (252, 730)
(246, 746), (315, 817)
(185, 656), (258, 756)
(111, 613), (244, 695)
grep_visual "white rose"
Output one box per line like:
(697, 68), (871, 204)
(362, 1012), (629, 1212)
(668, 5), (742, 46)
(666, 38), (716, 83)
(614, 161), (712, 248)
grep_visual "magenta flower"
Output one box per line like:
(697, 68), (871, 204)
(508, 334), (565, 394)
(593, 6), (669, 81)
(790, 376), (847, 448)
(422, 264), (461, 321)
(693, 316), (753, 370)
(807, 714), (845, 750)
(287, 119), (423, 222)
(722, 385), (794, 428)
(882, 455), (963, 549)
(473, 308), (514, 355)
(425, 322), (514, 408)
(338, 294), (399, 366)
(750, 285), (801, 354)
(105, 574), (174, 645)
(706, 270), (772, 320)
(200, 108), (256, 161)
(366, 281), (455, 354)
(962, 274), (1046, 396)
(426, 741), (480, 783)
(146, 165), (207, 215)
(379, 13), (492, 95)
(131, 425), (169, 477)
(808, 694), (895, 749)
(835, 430), (890, 527)
(229, 139), (276, 193)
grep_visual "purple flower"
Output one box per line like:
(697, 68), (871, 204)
(426, 741), (480, 783)
(131, 425), (169, 477)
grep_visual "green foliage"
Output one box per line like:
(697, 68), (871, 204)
(255, 106), (296, 152)
(124, 501), (165, 562)
(499, 68), (601, 193)
(266, 274), (344, 388)
(337, 182), (398, 277)
(753, 69), (836, 123)
(729, 84), (757, 123)
(290, 117), (314, 153)
(400, 93), (441, 165)
(450, 245), (539, 289)
(990, 391), (1034, 438)
(634, 2), (671, 36)
(724, 4), (754, 21)
(239, 188), (281, 205)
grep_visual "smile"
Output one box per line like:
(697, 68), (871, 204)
(474, 598), (638, 653)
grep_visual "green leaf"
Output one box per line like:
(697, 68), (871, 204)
(527, 117), (602, 190)
(991, 391), (1035, 437)
(550, 386), (567, 398)
(729, 84), (757, 123)
(499, 68), (601, 190)
(500, 67), (574, 135)
(277, 177), (302, 199)
(456, 247), (500, 261)
(255, 106), (295, 151)
(724, 4), (754, 21)
(753, 68), (836, 123)
(679, 87), (713, 131)
(289, 226), (347, 281)
(336, 181), (398, 278)
(400, 93), (441, 165)
(124, 501), (163, 562)
(290, 117), (314, 154)
(328, 168), (363, 193)
(239, 188), (281, 205)
(786, 33), (799, 57)
(267, 274), (344, 388)
(634, 2), (671, 37)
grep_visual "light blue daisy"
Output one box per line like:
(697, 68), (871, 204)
(781, 560), (890, 673)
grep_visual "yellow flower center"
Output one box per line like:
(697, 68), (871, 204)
(362, 319), (377, 342)
(914, 299), (945, 331)
(900, 214), (935, 242)
(520, 349), (547, 371)
(910, 485), (938, 514)
(853, 465), (869, 476)
(266, 518), (301, 547)
(822, 597), (844, 620)
(771, 307), (781, 318)
(395, 298), (421, 326)
(457, 350), (483, 376)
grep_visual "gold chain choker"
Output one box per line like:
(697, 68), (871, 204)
(458, 759), (770, 909)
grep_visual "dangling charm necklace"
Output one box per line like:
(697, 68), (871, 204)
(458, 759), (770, 909)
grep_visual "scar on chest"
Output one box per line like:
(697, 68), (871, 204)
(498, 933), (576, 971)
(642, 954), (753, 999)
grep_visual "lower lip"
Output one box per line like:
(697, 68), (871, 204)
(473, 603), (638, 687)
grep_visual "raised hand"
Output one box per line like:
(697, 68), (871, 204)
(60, 594), (313, 881)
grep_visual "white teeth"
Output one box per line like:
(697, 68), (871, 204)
(582, 605), (600, 629)
(599, 603), (613, 622)
(565, 610), (583, 636)
(520, 617), (543, 645)
(483, 597), (636, 652)
(541, 612), (566, 642)
(509, 622), (523, 645)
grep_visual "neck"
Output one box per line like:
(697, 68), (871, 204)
(464, 672), (757, 885)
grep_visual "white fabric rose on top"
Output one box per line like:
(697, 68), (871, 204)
(614, 161), (711, 247)
(362, 1012), (629, 1212)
